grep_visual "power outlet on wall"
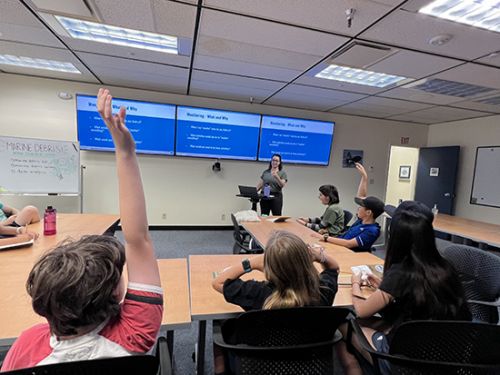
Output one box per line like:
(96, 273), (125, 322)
(221, 214), (226, 221)
(162, 213), (167, 220)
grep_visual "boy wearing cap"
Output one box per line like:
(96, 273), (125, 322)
(320, 163), (384, 252)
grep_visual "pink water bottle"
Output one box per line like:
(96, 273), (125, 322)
(43, 206), (57, 235)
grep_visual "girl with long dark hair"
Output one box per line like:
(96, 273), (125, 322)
(340, 201), (471, 375)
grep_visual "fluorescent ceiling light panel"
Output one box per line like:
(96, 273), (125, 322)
(419, 0), (500, 32)
(0, 54), (81, 74)
(315, 64), (408, 88)
(55, 16), (178, 54)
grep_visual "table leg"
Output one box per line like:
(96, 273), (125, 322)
(197, 320), (207, 375)
(166, 330), (174, 366)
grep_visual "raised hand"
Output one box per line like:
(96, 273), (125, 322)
(355, 162), (367, 180)
(97, 88), (135, 154)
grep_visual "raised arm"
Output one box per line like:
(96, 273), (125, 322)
(355, 163), (368, 198)
(97, 88), (160, 287)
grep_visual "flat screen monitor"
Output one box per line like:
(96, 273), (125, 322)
(176, 106), (261, 160)
(258, 115), (334, 165)
(76, 95), (176, 155)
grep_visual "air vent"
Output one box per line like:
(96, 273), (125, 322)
(32, 0), (99, 21)
(475, 95), (500, 106)
(330, 42), (395, 69)
(408, 79), (495, 98)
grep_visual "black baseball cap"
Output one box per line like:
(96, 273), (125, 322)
(385, 200), (434, 223)
(354, 196), (385, 218)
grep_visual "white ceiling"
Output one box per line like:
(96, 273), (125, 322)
(1, 0), (499, 124)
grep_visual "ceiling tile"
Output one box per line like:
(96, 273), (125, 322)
(387, 106), (491, 124)
(333, 96), (433, 117)
(0, 40), (98, 82)
(448, 94), (500, 114)
(94, 0), (156, 32)
(475, 52), (500, 68)
(77, 52), (189, 93)
(265, 84), (367, 111)
(190, 70), (286, 103)
(0, 0), (64, 48)
(152, 0), (197, 38)
(203, 0), (404, 36)
(360, 9), (500, 60)
(369, 49), (462, 78)
(194, 9), (349, 80)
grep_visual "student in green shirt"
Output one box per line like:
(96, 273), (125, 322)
(298, 185), (345, 236)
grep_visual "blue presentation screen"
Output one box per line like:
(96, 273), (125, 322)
(76, 95), (176, 155)
(258, 116), (334, 165)
(176, 106), (261, 160)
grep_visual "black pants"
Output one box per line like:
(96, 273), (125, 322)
(260, 193), (283, 216)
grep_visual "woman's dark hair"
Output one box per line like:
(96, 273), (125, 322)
(384, 210), (469, 320)
(27, 235), (126, 336)
(319, 185), (340, 205)
(267, 154), (283, 171)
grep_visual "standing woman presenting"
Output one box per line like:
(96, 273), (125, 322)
(257, 154), (287, 216)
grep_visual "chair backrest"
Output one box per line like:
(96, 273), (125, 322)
(2, 355), (159, 375)
(384, 320), (500, 374)
(221, 306), (350, 375)
(343, 210), (353, 228)
(231, 213), (245, 245)
(442, 245), (500, 323)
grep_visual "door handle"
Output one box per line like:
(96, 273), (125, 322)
(444, 193), (451, 197)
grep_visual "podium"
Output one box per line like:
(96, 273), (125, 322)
(236, 194), (275, 211)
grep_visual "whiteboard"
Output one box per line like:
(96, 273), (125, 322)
(470, 146), (500, 208)
(0, 136), (80, 194)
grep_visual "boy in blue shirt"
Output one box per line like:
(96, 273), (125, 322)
(318, 163), (384, 252)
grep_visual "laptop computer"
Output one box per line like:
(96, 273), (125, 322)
(238, 185), (259, 198)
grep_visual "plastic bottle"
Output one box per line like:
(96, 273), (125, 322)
(263, 184), (271, 198)
(432, 204), (439, 216)
(43, 206), (57, 235)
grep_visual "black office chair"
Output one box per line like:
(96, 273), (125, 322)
(214, 306), (351, 375)
(442, 244), (500, 323)
(347, 319), (500, 375)
(2, 336), (172, 375)
(231, 214), (263, 254)
(343, 209), (353, 228)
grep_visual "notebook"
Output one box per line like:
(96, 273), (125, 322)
(0, 235), (34, 251)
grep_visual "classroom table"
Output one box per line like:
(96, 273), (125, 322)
(157, 259), (191, 361)
(190, 252), (383, 374)
(0, 214), (120, 345)
(433, 213), (500, 248)
(241, 217), (353, 254)
(0, 215), (193, 350)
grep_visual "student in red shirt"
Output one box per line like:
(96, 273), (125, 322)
(2, 89), (163, 371)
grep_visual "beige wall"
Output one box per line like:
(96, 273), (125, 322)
(385, 146), (419, 206)
(427, 115), (500, 224)
(0, 73), (429, 225)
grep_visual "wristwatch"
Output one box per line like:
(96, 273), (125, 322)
(242, 258), (252, 273)
(323, 233), (329, 242)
